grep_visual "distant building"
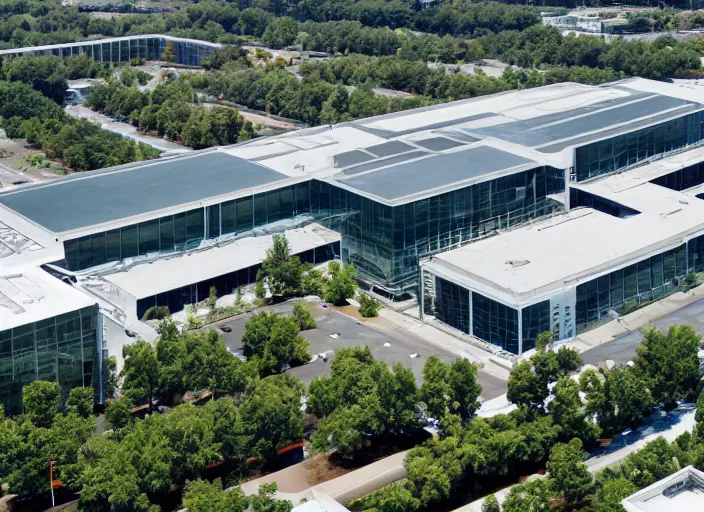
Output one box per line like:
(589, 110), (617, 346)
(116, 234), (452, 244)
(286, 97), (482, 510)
(0, 35), (219, 67)
(621, 466), (704, 511)
(542, 15), (603, 34)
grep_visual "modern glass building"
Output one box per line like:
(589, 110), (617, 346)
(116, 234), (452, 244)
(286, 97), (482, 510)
(0, 35), (220, 66)
(314, 163), (564, 297)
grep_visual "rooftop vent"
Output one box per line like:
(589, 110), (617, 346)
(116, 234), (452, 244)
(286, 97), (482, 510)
(506, 260), (530, 268)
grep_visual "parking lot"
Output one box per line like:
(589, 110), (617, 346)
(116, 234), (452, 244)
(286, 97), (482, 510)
(211, 298), (507, 401)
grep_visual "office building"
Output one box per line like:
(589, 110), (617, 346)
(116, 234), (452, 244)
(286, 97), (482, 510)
(0, 35), (220, 66)
(621, 466), (704, 512)
(3, 77), (704, 409)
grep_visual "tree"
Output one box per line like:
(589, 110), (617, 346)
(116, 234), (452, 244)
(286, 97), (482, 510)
(103, 355), (118, 400)
(292, 300), (317, 330)
(66, 387), (95, 418)
(324, 261), (357, 306)
(105, 396), (134, 431)
(162, 41), (176, 63)
(261, 17), (299, 49)
(502, 479), (552, 512)
(590, 477), (637, 512)
(309, 347), (420, 457)
(634, 325), (701, 407)
(242, 312), (311, 374)
(546, 439), (593, 504)
(359, 292), (382, 318)
(260, 235), (306, 297)
(251, 482), (293, 512)
(121, 339), (160, 406)
(240, 376), (305, 463)
(183, 479), (249, 512)
(23, 380), (60, 427)
(507, 360), (543, 409)
(481, 495), (500, 512)
(549, 377), (599, 444)
(419, 356), (452, 419)
(448, 359), (482, 422)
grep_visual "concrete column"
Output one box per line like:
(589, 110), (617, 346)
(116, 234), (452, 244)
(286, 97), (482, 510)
(468, 290), (473, 336)
(517, 307), (523, 356)
(419, 269), (425, 321)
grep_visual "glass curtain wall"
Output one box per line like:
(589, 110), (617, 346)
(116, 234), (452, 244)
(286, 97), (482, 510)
(63, 183), (311, 271)
(574, 111), (704, 181)
(472, 291), (519, 354)
(687, 233), (704, 274)
(575, 244), (687, 332)
(0, 306), (100, 415)
(434, 277), (470, 335)
(136, 241), (340, 318)
(570, 188), (640, 218)
(21, 37), (216, 65)
(521, 300), (551, 352)
(651, 162), (704, 191)
(313, 166), (564, 298)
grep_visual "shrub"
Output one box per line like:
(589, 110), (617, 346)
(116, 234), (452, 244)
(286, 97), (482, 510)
(324, 261), (357, 306)
(141, 305), (170, 321)
(358, 293), (382, 318)
(292, 300), (317, 330)
(207, 285), (218, 308)
(301, 269), (328, 297)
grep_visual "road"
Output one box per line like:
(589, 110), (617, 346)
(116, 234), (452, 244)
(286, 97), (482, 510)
(213, 299), (507, 400)
(581, 296), (704, 366)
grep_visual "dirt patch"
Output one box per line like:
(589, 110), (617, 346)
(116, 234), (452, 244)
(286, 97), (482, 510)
(304, 455), (353, 487)
(331, 304), (365, 320)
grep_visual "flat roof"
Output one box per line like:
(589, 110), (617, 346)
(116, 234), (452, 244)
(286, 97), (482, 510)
(422, 149), (704, 306)
(0, 152), (289, 234)
(622, 466), (704, 512)
(0, 34), (220, 56)
(0, 266), (96, 330)
(103, 224), (340, 299)
(472, 92), (699, 150)
(331, 145), (537, 204)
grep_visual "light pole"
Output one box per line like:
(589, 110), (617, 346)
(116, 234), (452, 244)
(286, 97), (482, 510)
(50, 460), (56, 507)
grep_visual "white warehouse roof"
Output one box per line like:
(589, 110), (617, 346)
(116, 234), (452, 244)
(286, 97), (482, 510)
(103, 224), (340, 299)
(422, 150), (704, 307)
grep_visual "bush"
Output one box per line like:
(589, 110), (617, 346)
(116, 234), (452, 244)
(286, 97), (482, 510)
(292, 300), (317, 330)
(324, 261), (358, 306)
(358, 293), (382, 318)
(207, 285), (218, 308)
(301, 269), (328, 297)
(141, 305), (170, 321)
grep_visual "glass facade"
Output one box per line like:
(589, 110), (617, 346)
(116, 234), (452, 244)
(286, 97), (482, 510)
(574, 111), (704, 182)
(0, 306), (100, 415)
(313, 166), (564, 297)
(136, 241), (340, 318)
(687, 233), (704, 274)
(651, 162), (704, 191)
(434, 277), (470, 335)
(521, 300), (551, 353)
(575, 244), (687, 332)
(473, 291), (519, 354)
(570, 188), (639, 218)
(63, 183), (312, 271)
(21, 37), (215, 66)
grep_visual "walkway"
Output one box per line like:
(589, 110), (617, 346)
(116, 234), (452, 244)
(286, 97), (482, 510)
(65, 105), (192, 155)
(237, 450), (408, 506)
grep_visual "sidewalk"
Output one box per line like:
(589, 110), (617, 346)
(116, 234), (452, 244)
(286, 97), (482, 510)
(571, 284), (704, 353)
(378, 308), (511, 381)
(237, 450), (408, 505)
